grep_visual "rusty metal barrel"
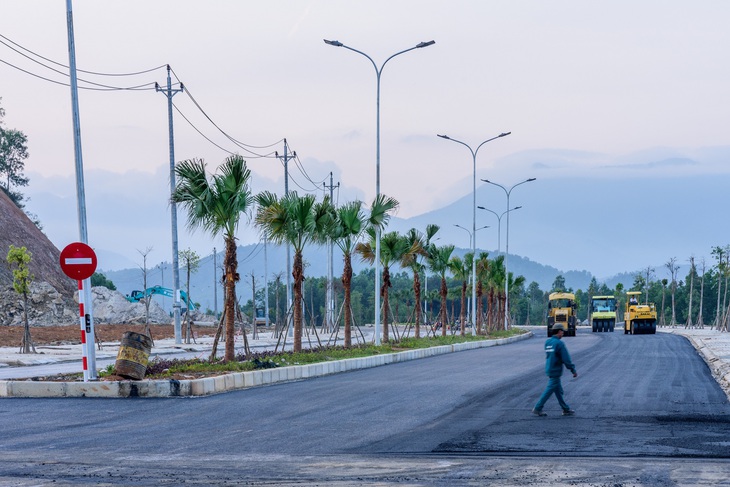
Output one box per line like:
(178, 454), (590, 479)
(115, 332), (153, 380)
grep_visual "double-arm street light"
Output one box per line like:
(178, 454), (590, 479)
(481, 178), (536, 330)
(477, 205), (521, 254)
(438, 132), (511, 336)
(325, 38), (435, 345)
(454, 224), (489, 331)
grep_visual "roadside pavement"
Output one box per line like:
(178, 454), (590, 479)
(0, 328), (355, 380)
(657, 326), (730, 400)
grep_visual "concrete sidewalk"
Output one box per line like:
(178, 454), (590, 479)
(0, 329), (347, 380)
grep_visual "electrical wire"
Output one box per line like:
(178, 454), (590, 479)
(238, 243), (262, 264)
(0, 33), (166, 76)
(0, 38), (160, 90)
(180, 86), (281, 157)
(172, 101), (236, 155)
(0, 56), (159, 91)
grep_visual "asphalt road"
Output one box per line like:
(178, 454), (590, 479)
(1, 328), (729, 486)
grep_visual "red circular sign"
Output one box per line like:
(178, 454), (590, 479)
(60, 242), (98, 280)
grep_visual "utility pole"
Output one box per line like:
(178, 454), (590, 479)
(264, 238), (270, 329)
(250, 270), (257, 340)
(275, 139), (295, 337)
(155, 65), (184, 344)
(323, 172), (339, 332)
(65, 0), (96, 380)
(213, 248), (218, 320)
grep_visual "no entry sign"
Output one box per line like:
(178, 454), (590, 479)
(60, 242), (98, 280)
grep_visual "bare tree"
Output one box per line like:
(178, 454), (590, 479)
(660, 279), (668, 327)
(686, 256), (695, 328)
(711, 246), (725, 330)
(665, 257), (679, 327)
(137, 247), (153, 338)
(643, 266), (655, 303)
(272, 272), (284, 336)
(179, 249), (200, 344)
(698, 258), (706, 328)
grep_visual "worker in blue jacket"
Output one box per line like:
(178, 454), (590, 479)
(532, 323), (577, 416)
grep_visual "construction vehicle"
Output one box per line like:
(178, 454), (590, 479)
(125, 285), (196, 311)
(591, 295), (617, 332)
(254, 307), (267, 327)
(624, 291), (657, 335)
(547, 292), (577, 337)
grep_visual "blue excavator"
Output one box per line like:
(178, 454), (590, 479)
(125, 285), (196, 311)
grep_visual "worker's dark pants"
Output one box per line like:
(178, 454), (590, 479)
(534, 376), (570, 411)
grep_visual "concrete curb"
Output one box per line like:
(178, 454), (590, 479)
(0, 332), (533, 398)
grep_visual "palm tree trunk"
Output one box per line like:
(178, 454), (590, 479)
(293, 251), (304, 352)
(460, 281), (467, 337)
(476, 283), (484, 335)
(413, 272), (422, 339)
(343, 253), (353, 348)
(440, 277), (448, 337)
(224, 237), (238, 361)
(487, 289), (494, 333)
(382, 266), (390, 342)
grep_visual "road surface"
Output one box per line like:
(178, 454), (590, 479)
(1, 328), (728, 485)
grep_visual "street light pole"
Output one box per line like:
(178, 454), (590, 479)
(438, 132), (510, 336)
(482, 178), (536, 330)
(477, 205), (522, 254)
(454, 224), (488, 331)
(325, 38), (435, 345)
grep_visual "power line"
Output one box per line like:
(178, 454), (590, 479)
(0, 33), (166, 76)
(0, 56), (159, 91)
(293, 152), (328, 187)
(178, 84), (282, 157)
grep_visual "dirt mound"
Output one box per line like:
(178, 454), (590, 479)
(0, 189), (76, 297)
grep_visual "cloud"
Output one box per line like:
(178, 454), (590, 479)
(601, 157), (698, 170)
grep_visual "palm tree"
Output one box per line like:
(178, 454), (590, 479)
(255, 191), (332, 352)
(474, 252), (489, 334)
(401, 225), (439, 339)
(171, 155), (253, 362)
(448, 253), (472, 336)
(507, 272), (526, 327)
(330, 201), (364, 348)
(427, 244), (455, 337)
(329, 196), (397, 348)
(487, 255), (505, 332)
(357, 229), (409, 342)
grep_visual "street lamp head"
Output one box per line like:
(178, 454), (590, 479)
(514, 206), (523, 210)
(481, 178), (490, 183)
(437, 134), (450, 140)
(527, 177), (536, 182)
(499, 132), (512, 138)
(323, 39), (343, 47)
(477, 205), (485, 210)
(417, 40), (436, 48)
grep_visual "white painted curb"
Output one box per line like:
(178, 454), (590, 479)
(0, 332), (532, 399)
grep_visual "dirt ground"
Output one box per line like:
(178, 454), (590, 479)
(0, 324), (188, 347)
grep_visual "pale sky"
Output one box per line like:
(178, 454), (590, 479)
(1, 1), (729, 277)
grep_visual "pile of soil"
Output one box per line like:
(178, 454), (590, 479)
(0, 324), (182, 347)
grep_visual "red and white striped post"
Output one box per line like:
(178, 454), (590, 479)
(77, 280), (89, 381)
(60, 242), (98, 382)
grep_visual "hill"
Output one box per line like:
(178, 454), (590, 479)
(103, 243), (619, 315)
(0, 189), (75, 297)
